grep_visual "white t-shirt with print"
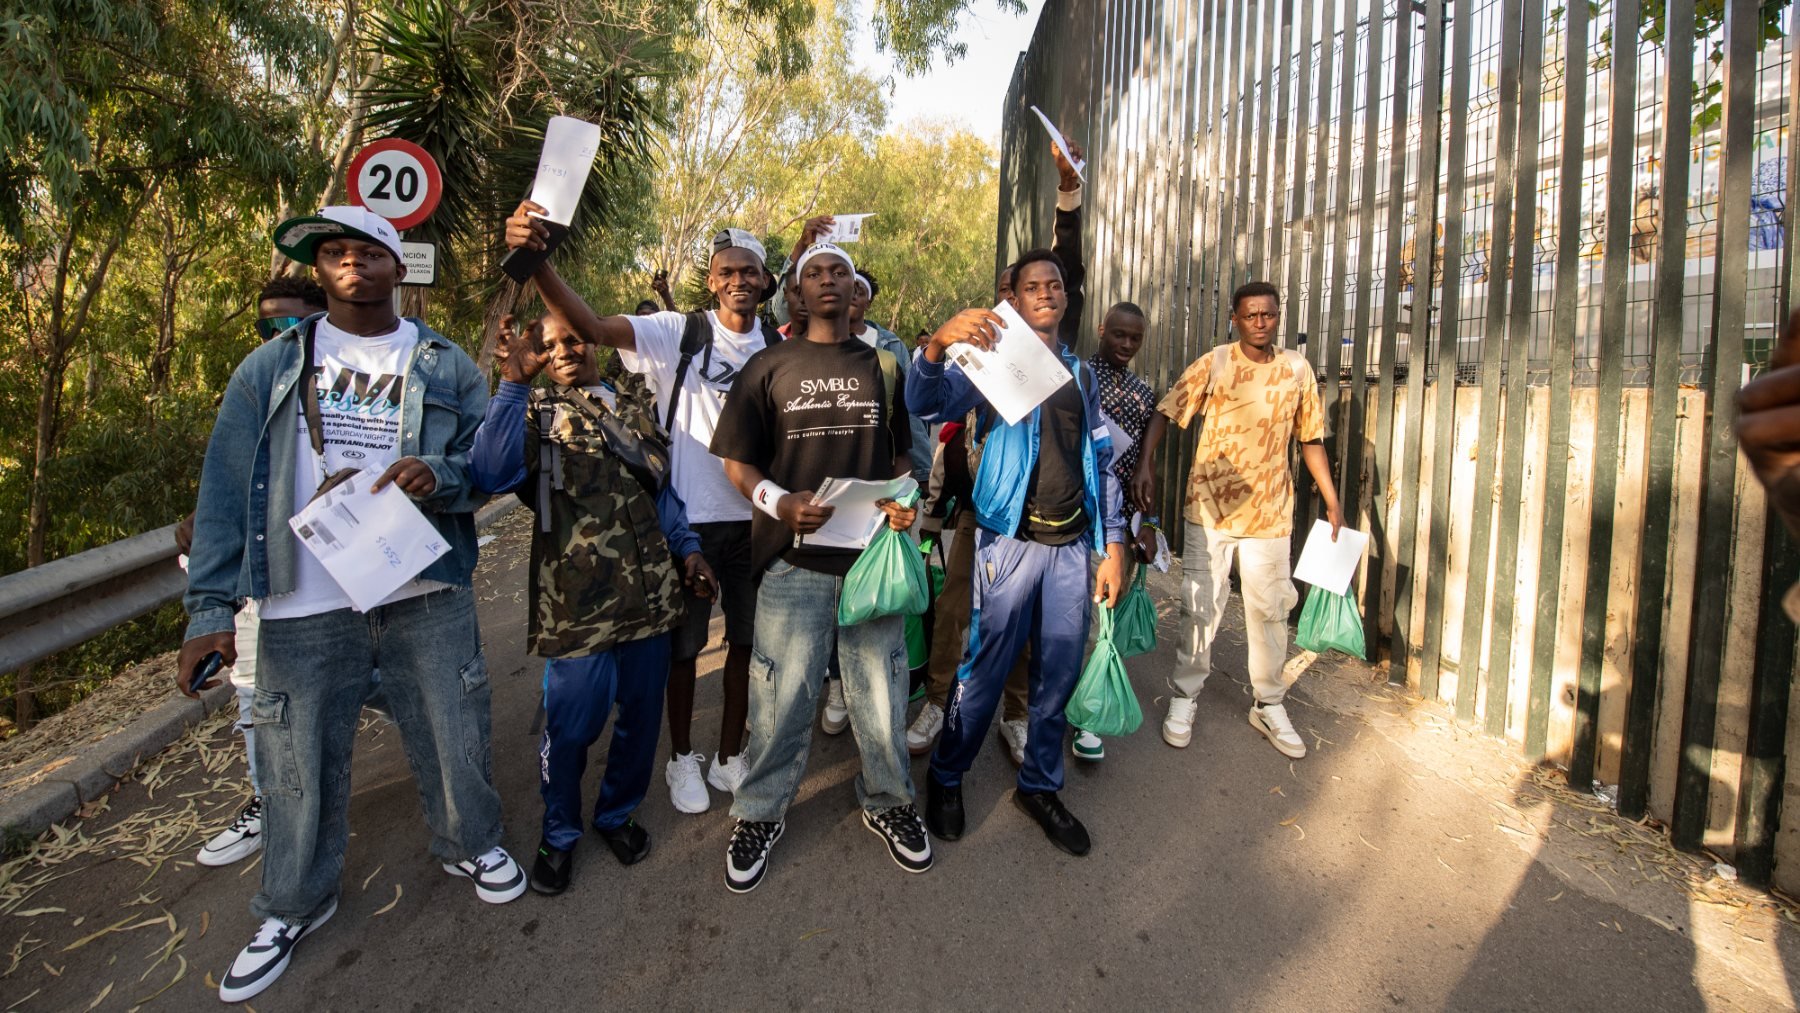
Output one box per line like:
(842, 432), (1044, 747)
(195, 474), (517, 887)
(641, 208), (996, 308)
(260, 318), (445, 620)
(622, 310), (766, 524)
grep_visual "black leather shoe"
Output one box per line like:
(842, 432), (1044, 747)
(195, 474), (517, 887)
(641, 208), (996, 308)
(1014, 790), (1090, 856)
(596, 818), (652, 866)
(925, 776), (964, 841)
(529, 839), (573, 895)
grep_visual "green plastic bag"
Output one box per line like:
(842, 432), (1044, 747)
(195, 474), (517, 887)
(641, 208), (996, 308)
(1294, 585), (1366, 660)
(1114, 566), (1158, 658)
(1064, 607), (1143, 736)
(838, 492), (929, 626)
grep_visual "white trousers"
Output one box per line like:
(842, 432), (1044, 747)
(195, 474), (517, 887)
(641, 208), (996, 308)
(229, 599), (261, 793)
(1170, 523), (1299, 705)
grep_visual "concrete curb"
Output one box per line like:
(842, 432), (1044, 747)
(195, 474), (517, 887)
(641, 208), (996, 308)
(0, 496), (521, 847)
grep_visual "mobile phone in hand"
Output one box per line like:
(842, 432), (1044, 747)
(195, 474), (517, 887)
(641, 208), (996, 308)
(188, 651), (225, 694)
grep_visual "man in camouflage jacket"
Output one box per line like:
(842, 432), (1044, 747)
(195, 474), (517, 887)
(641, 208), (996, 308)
(469, 314), (715, 895)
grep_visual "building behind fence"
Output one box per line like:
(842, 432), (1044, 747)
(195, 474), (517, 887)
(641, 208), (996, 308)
(998, 0), (1800, 889)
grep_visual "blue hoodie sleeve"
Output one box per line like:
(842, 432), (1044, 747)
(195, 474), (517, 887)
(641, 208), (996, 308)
(1083, 367), (1127, 547)
(906, 347), (988, 425)
(656, 481), (702, 560)
(467, 380), (531, 495)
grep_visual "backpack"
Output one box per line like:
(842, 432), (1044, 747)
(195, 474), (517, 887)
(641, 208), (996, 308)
(666, 311), (783, 432)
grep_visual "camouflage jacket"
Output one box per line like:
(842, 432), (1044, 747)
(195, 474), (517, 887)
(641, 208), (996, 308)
(469, 362), (697, 658)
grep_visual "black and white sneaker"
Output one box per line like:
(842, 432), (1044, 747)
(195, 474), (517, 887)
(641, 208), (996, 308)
(217, 899), (337, 1002)
(862, 804), (934, 874)
(197, 795), (263, 867)
(442, 846), (528, 904)
(724, 819), (784, 894)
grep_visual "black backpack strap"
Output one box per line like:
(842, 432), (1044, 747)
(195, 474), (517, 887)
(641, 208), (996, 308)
(664, 311), (712, 433)
(759, 320), (783, 347)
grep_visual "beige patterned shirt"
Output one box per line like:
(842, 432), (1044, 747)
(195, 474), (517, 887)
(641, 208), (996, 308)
(1156, 342), (1324, 538)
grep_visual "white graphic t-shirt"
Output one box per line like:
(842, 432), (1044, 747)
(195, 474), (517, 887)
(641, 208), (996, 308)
(622, 310), (767, 524)
(261, 318), (444, 619)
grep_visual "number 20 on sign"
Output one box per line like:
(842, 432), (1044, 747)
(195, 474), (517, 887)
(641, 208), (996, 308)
(347, 139), (443, 231)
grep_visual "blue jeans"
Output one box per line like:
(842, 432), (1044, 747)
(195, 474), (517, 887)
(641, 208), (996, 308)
(540, 635), (670, 849)
(931, 530), (1091, 795)
(251, 587), (503, 924)
(730, 560), (914, 823)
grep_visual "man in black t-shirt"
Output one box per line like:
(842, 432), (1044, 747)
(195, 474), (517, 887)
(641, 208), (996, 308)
(710, 243), (932, 893)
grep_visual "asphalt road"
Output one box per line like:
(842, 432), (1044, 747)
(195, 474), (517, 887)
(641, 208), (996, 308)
(2, 513), (1792, 1011)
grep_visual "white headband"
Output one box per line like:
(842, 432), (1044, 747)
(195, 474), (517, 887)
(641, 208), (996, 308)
(794, 242), (855, 279)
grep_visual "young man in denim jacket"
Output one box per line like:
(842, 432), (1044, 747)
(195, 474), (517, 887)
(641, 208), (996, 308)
(178, 207), (523, 1003)
(906, 248), (1129, 858)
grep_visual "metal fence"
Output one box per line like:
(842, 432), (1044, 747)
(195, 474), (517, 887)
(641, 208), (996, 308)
(998, 0), (1800, 889)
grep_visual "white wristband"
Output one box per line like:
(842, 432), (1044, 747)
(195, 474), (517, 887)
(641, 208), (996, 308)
(752, 480), (788, 520)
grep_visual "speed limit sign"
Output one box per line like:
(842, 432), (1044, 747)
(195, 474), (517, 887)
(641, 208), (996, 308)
(347, 139), (443, 230)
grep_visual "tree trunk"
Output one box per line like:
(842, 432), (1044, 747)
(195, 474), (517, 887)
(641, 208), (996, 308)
(476, 279), (526, 373)
(149, 212), (181, 396)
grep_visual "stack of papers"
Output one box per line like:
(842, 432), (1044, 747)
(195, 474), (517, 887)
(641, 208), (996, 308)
(797, 476), (920, 550)
(289, 470), (450, 612)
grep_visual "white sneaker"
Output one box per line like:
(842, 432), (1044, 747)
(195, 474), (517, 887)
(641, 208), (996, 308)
(1250, 702), (1307, 758)
(217, 899), (336, 1003)
(1072, 729), (1105, 761)
(197, 795), (263, 867)
(821, 679), (849, 735)
(998, 719), (1028, 766)
(442, 846), (527, 904)
(906, 701), (945, 756)
(707, 752), (748, 794)
(1163, 697), (1198, 748)
(666, 752), (711, 813)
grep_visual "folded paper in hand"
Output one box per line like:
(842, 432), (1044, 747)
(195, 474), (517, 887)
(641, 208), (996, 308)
(1029, 106), (1086, 181)
(824, 214), (873, 243)
(289, 470), (450, 612)
(528, 116), (603, 226)
(946, 300), (1073, 425)
(798, 476), (920, 551)
(1292, 519), (1370, 597)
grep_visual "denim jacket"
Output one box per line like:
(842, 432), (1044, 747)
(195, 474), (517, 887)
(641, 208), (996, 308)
(906, 341), (1126, 552)
(182, 314), (490, 642)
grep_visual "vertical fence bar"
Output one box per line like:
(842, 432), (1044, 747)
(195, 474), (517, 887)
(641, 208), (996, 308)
(1283, 2), (1317, 346)
(1417, 0), (1471, 701)
(1458, 0), (1522, 723)
(1371, 1), (1415, 669)
(1570, 0), (1640, 787)
(1673, 0), (1758, 849)
(1248, 0), (1280, 274)
(1231, 3), (1258, 285)
(1389, 0), (1445, 678)
(1267, 1), (1296, 313)
(1524, 0), (1590, 759)
(1294, 0), (1340, 548)
(1486, 0), (1548, 734)
(1342, 0), (1388, 558)
(1324, 1), (1359, 485)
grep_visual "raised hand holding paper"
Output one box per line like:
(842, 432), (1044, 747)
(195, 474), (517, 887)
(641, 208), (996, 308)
(289, 470), (450, 612)
(1292, 519), (1370, 596)
(945, 300), (1074, 425)
(1030, 105), (1087, 182)
(528, 116), (603, 225)
(824, 214), (873, 243)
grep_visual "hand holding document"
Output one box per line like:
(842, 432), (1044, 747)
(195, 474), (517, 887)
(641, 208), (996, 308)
(823, 214), (873, 243)
(1292, 519), (1370, 596)
(946, 300), (1074, 425)
(798, 476), (920, 550)
(1030, 106), (1087, 182)
(289, 470), (450, 612)
(502, 116), (601, 281)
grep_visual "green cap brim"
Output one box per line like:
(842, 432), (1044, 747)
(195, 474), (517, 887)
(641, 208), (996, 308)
(272, 216), (387, 265)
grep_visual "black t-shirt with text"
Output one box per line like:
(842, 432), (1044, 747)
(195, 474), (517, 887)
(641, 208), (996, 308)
(1020, 376), (1088, 545)
(711, 336), (913, 576)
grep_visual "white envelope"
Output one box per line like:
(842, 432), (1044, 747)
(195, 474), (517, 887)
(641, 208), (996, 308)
(289, 470), (450, 612)
(824, 214), (873, 243)
(1292, 519), (1370, 597)
(527, 116), (603, 226)
(945, 301), (1074, 425)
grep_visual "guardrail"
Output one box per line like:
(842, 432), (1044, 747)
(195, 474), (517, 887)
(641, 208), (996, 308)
(0, 496), (521, 676)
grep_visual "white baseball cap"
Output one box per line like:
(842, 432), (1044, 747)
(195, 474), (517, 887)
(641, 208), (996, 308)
(273, 206), (405, 265)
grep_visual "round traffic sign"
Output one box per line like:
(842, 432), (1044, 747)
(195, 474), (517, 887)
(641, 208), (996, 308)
(347, 139), (443, 231)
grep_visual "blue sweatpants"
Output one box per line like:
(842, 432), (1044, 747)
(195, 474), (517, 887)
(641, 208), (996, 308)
(540, 634), (670, 850)
(930, 529), (1092, 795)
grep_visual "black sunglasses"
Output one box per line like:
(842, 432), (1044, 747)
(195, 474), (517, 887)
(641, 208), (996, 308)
(256, 316), (304, 342)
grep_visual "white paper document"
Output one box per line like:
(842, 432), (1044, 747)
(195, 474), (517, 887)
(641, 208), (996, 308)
(946, 301), (1074, 425)
(798, 476), (920, 551)
(289, 470), (450, 612)
(824, 213), (873, 243)
(1292, 519), (1370, 597)
(1130, 511), (1172, 572)
(527, 116), (603, 225)
(1099, 409), (1132, 456)
(1029, 105), (1087, 181)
